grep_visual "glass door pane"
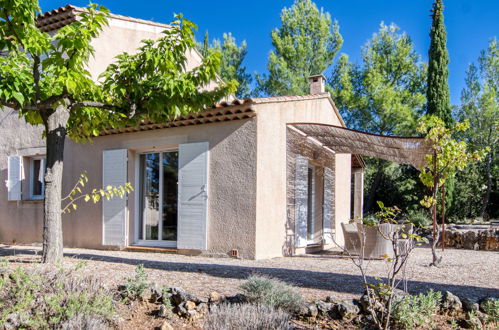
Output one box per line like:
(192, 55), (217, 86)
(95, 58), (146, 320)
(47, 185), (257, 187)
(140, 153), (160, 240)
(162, 151), (178, 241)
(307, 167), (315, 241)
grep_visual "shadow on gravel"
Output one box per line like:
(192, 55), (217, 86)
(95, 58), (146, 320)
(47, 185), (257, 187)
(1, 245), (497, 300)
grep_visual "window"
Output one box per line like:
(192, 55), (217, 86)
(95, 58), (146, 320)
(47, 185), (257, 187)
(29, 157), (45, 200)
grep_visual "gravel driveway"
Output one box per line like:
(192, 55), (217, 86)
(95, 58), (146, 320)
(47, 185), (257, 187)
(1, 245), (497, 301)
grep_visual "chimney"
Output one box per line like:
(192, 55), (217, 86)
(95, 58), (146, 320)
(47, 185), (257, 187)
(308, 74), (326, 94)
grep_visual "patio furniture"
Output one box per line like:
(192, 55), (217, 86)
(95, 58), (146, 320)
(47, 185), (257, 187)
(341, 222), (361, 255)
(357, 222), (397, 259)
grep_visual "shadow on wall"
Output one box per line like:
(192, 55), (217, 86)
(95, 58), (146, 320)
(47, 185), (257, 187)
(1, 246), (497, 300)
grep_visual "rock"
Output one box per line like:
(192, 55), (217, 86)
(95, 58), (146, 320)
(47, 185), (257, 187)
(325, 295), (341, 304)
(225, 293), (247, 304)
(461, 297), (479, 313)
(139, 289), (153, 303)
(187, 309), (198, 319)
(336, 300), (360, 319)
(391, 288), (409, 303)
(441, 291), (462, 312)
(149, 284), (162, 303)
(294, 304), (309, 317)
(160, 320), (174, 330)
(196, 302), (209, 314)
(185, 300), (196, 311)
(174, 302), (187, 316)
(170, 288), (199, 306)
(316, 301), (333, 315)
(479, 297), (497, 314)
(209, 291), (221, 302)
(158, 304), (171, 318)
(306, 304), (318, 318)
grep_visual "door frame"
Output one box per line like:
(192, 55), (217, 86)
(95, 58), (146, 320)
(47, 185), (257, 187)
(133, 148), (178, 248)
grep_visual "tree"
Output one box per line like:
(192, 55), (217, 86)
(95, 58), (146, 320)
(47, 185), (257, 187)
(0, 2), (236, 263)
(256, 0), (342, 96)
(418, 116), (486, 266)
(426, 0), (452, 126)
(457, 38), (498, 219)
(199, 32), (252, 98)
(330, 23), (426, 212)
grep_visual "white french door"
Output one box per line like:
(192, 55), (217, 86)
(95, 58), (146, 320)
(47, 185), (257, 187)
(137, 150), (178, 247)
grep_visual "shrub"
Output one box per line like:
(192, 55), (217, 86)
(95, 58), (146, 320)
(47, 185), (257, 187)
(240, 275), (303, 312)
(406, 209), (431, 227)
(123, 264), (149, 298)
(204, 303), (291, 330)
(481, 298), (499, 324)
(392, 289), (442, 329)
(0, 265), (116, 329)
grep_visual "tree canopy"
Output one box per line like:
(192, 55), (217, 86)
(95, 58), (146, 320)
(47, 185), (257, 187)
(256, 0), (343, 96)
(199, 32), (252, 98)
(426, 0), (452, 126)
(0, 1), (236, 263)
(330, 23), (426, 136)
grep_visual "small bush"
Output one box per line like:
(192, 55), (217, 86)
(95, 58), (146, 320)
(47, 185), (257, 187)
(392, 289), (442, 329)
(0, 265), (115, 329)
(204, 303), (291, 330)
(481, 298), (499, 324)
(406, 209), (431, 227)
(240, 275), (303, 312)
(123, 264), (149, 298)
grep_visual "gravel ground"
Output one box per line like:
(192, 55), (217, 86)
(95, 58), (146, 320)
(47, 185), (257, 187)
(1, 245), (497, 302)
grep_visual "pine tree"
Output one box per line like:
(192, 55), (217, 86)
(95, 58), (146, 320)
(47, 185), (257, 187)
(426, 0), (452, 126)
(198, 32), (252, 98)
(256, 0), (343, 96)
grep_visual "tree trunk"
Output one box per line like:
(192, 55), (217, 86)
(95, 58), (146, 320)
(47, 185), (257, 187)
(364, 162), (384, 214)
(480, 152), (492, 220)
(41, 101), (70, 264)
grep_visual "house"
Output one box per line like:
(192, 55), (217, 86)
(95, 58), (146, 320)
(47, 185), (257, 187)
(0, 5), (366, 259)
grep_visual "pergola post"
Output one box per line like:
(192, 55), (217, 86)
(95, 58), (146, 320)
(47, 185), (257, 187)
(352, 168), (364, 219)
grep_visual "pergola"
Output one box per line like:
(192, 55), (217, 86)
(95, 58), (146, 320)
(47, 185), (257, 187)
(287, 123), (431, 169)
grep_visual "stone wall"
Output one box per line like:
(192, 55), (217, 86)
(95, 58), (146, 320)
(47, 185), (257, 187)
(444, 224), (499, 251)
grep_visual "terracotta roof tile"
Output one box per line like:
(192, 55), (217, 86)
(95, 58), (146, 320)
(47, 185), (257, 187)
(37, 4), (170, 32)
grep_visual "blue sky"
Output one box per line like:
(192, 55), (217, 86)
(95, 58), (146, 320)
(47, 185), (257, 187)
(39, 0), (498, 105)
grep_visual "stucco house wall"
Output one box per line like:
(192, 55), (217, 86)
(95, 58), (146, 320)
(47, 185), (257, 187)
(60, 118), (257, 258)
(253, 96), (351, 259)
(0, 111), (45, 244)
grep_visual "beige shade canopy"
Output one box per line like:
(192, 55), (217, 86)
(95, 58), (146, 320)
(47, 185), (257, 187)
(288, 123), (432, 168)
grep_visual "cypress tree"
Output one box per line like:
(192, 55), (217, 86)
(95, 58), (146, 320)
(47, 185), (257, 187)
(427, 0), (452, 126)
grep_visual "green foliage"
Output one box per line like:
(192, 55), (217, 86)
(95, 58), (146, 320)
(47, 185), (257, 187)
(426, 0), (452, 127)
(418, 116), (487, 208)
(199, 32), (252, 98)
(455, 38), (499, 219)
(330, 22), (426, 136)
(392, 290), (442, 329)
(240, 275), (303, 312)
(123, 264), (149, 298)
(256, 0), (343, 96)
(61, 171), (133, 214)
(204, 303), (291, 330)
(161, 286), (174, 319)
(405, 209), (431, 228)
(481, 299), (499, 324)
(0, 264), (115, 329)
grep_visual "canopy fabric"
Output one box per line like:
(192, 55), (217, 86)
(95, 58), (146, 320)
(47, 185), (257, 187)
(288, 123), (431, 168)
